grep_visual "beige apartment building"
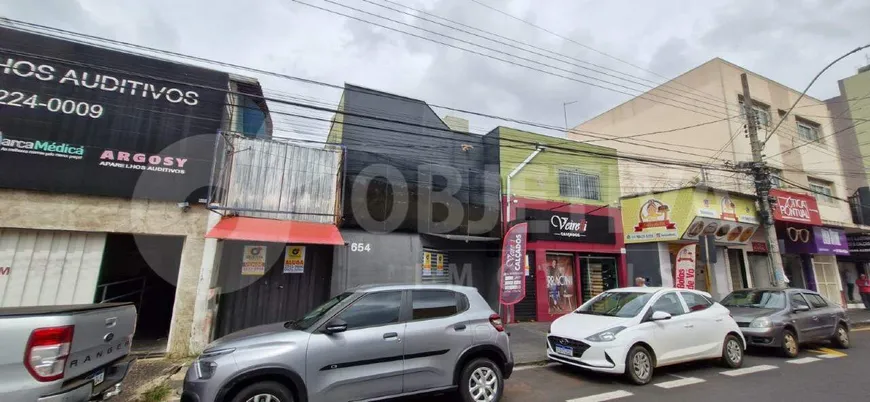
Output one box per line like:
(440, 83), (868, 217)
(573, 58), (852, 305)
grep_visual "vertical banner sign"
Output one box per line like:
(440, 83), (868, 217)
(436, 253), (445, 276)
(674, 244), (696, 289)
(283, 246), (305, 274)
(242, 245), (266, 276)
(500, 223), (529, 305)
(422, 252), (432, 276)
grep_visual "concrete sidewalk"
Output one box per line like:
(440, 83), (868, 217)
(507, 309), (870, 367)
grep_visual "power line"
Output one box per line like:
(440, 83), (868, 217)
(1, 19), (765, 157)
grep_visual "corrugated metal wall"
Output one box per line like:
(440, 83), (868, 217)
(0, 229), (106, 307)
(214, 241), (333, 338)
(220, 136), (343, 223)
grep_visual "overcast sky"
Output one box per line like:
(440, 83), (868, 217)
(2, 0), (869, 141)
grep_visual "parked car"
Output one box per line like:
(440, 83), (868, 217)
(0, 303), (138, 401)
(547, 287), (744, 385)
(721, 288), (851, 357)
(183, 284), (513, 402)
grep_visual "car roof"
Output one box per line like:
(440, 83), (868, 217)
(349, 283), (478, 293)
(732, 288), (816, 293)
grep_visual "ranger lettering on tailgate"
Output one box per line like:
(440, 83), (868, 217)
(68, 337), (132, 368)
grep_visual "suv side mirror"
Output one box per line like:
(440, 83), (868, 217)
(793, 305), (810, 313)
(650, 311), (672, 321)
(323, 319), (348, 334)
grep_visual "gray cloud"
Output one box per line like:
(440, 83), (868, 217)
(1, 0), (869, 141)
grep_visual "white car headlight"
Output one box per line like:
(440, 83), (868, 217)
(585, 326), (627, 342)
(749, 317), (772, 328)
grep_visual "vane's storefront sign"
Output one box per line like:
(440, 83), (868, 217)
(519, 208), (615, 244)
(770, 189), (822, 225)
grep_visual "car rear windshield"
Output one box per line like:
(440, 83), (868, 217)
(721, 290), (785, 309)
(576, 292), (654, 318)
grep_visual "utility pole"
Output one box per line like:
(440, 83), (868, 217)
(563, 101), (577, 131)
(741, 73), (787, 288)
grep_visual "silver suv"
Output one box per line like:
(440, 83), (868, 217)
(183, 284), (513, 402)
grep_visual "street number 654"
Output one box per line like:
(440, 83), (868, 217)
(350, 243), (371, 252)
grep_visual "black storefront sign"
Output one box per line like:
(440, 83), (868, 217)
(847, 234), (870, 254)
(519, 208), (616, 244)
(0, 27), (229, 202)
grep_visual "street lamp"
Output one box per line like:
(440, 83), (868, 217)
(563, 100), (578, 132)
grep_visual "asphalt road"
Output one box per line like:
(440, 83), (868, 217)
(400, 327), (870, 402)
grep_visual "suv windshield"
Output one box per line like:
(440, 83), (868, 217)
(721, 290), (785, 309)
(289, 292), (354, 330)
(576, 292), (654, 318)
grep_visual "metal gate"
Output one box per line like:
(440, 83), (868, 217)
(514, 252), (537, 321)
(813, 255), (843, 306)
(215, 242), (334, 338)
(0, 229), (106, 307)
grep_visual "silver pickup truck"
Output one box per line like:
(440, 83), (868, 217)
(0, 303), (138, 402)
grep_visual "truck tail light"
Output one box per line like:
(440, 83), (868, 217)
(24, 326), (74, 382)
(489, 314), (505, 332)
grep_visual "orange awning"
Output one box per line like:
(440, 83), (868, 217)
(205, 216), (344, 245)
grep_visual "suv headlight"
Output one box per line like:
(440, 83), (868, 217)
(195, 348), (235, 380)
(585, 326), (627, 342)
(749, 317), (772, 328)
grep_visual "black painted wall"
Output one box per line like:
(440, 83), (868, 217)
(625, 243), (664, 286)
(338, 85), (500, 236)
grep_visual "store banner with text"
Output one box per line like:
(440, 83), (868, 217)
(674, 244), (696, 289)
(283, 246), (305, 273)
(0, 27), (229, 201)
(500, 222), (528, 305)
(242, 245), (266, 276)
(770, 189), (822, 225)
(519, 208), (616, 244)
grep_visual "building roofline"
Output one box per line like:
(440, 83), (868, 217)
(342, 83), (451, 128)
(578, 57), (827, 127)
(619, 184), (756, 200)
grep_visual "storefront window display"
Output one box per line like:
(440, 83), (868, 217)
(546, 254), (577, 314)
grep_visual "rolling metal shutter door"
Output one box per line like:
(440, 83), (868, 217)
(0, 229), (106, 307)
(514, 253), (537, 321)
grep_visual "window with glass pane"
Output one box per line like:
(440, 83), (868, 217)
(558, 170), (600, 200)
(738, 101), (771, 127)
(681, 292), (713, 312)
(808, 179), (833, 203)
(650, 293), (686, 316)
(797, 122), (820, 141)
(336, 291), (402, 329)
(803, 293), (828, 308)
(411, 290), (460, 320)
(769, 169), (782, 188)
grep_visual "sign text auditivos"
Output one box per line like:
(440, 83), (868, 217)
(1, 57), (202, 106)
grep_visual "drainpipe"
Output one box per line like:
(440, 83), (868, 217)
(505, 145), (545, 224)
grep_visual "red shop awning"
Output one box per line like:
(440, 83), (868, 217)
(205, 216), (344, 245)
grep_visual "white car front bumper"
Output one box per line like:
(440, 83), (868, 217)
(546, 335), (629, 374)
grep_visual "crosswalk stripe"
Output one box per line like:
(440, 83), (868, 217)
(654, 377), (706, 389)
(720, 364), (778, 376)
(786, 357), (821, 364)
(566, 390), (634, 402)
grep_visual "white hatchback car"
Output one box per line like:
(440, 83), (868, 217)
(547, 287), (745, 385)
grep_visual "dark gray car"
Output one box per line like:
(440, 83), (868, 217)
(721, 288), (851, 357)
(183, 284), (513, 402)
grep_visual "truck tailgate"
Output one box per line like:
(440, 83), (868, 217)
(65, 304), (137, 379)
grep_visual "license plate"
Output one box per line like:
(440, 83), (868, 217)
(555, 345), (573, 356)
(91, 370), (105, 386)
